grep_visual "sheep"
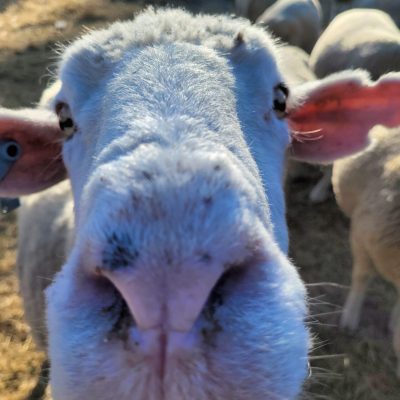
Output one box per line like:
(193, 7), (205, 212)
(332, 0), (400, 26)
(278, 44), (316, 86)
(310, 8), (400, 79)
(306, 8), (400, 203)
(13, 81), (71, 400)
(236, 0), (334, 25)
(17, 181), (72, 399)
(4, 8), (400, 400)
(332, 125), (400, 377)
(256, 0), (322, 54)
(235, 0), (276, 21)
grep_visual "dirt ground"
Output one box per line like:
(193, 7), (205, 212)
(0, 0), (399, 399)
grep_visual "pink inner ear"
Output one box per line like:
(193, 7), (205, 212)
(0, 116), (66, 197)
(288, 74), (400, 163)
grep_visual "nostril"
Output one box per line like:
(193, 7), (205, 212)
(202, 267), (240, 320)
(104, 295), (136, 343)
(101, 267), (164, 332)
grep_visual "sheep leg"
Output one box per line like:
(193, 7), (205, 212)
(340, 232), (375, 332)
(390, 291), (400, 333)
(392, 290), (400, 378)
(26, 359), (49, 400)
(309, 167), (332, 203)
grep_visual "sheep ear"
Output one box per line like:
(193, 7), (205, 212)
(287, 70), (400, 163)
(0, 108), (66, 197)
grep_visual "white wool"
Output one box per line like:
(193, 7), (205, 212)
(235, 0), (276, 20)
(333, 125), (400, 377)
(257, 0), (322, 54)
(310, 8), (400, 79)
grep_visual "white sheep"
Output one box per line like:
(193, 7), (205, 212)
(307, 8), (400, 203)
(256, 0), (322, 54)
(17, 181), (72, 352)
(278, 44), (316, 86)
(310, 8), (400, 79)
(5, 8), (400, 400)
(235, 0), (276, 21)
(236, 0), (334, 25)
(332, 125), (400, 377)
(333, 0), (400, 26)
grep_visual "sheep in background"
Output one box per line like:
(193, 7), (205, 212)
(333, 0), (400, 26)
(278, 45), (316, 86)
(17, 82), (67, 337)
(235, 0), (275, 21)
(236, 0), (336, 25)
(310, 8), (400, 79)
(333, 125), (400, 377)
(306, 8), (400, 203)
(17, 182), (72, 399)
(257, 0), (322, 54)
(6, 8), (400, 399)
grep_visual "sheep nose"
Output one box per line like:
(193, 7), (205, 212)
(101, 263), (224, 349)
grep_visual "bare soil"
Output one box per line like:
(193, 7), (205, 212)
(0, 1), (399, 399)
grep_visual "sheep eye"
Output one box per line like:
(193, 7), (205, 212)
(56, 102), (76, 140)
(273, 83), (289, 119)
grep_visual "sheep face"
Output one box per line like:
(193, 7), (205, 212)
(45, 9), (308, 400)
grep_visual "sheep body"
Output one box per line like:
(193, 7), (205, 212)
(257, 0), (322, 54)
(308, 8), (400, 204)
(310, 9), (400, 79)
(333, 125), (400, 376)
(333, 0), (400, 26)
(17, 181), (73, 351)
(235, 0), (276, 20)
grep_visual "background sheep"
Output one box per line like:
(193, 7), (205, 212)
(17, 182), (72, 400)
(332, 125), (400, 377)
(310, 8), (400, 79)
(236, 0), (339, 25)
(256, 0), (322, 54)
(235, 0), (276, 21)
(333, 0), (400, 26)
(305, 8), (400, 203)
(278, 44), (316, 85)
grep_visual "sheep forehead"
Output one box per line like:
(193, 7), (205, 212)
(58, 8), (280, 97)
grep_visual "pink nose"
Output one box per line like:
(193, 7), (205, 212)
(102, 262), (225, 349)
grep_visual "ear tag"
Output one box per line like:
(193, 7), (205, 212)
(0, 140), (22, 212)
(0, 197), (20, 213)
(0, 140), (21, 181)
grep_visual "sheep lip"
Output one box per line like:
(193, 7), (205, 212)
(134, 327), (195, 356)
(131, 328), (196, 380)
